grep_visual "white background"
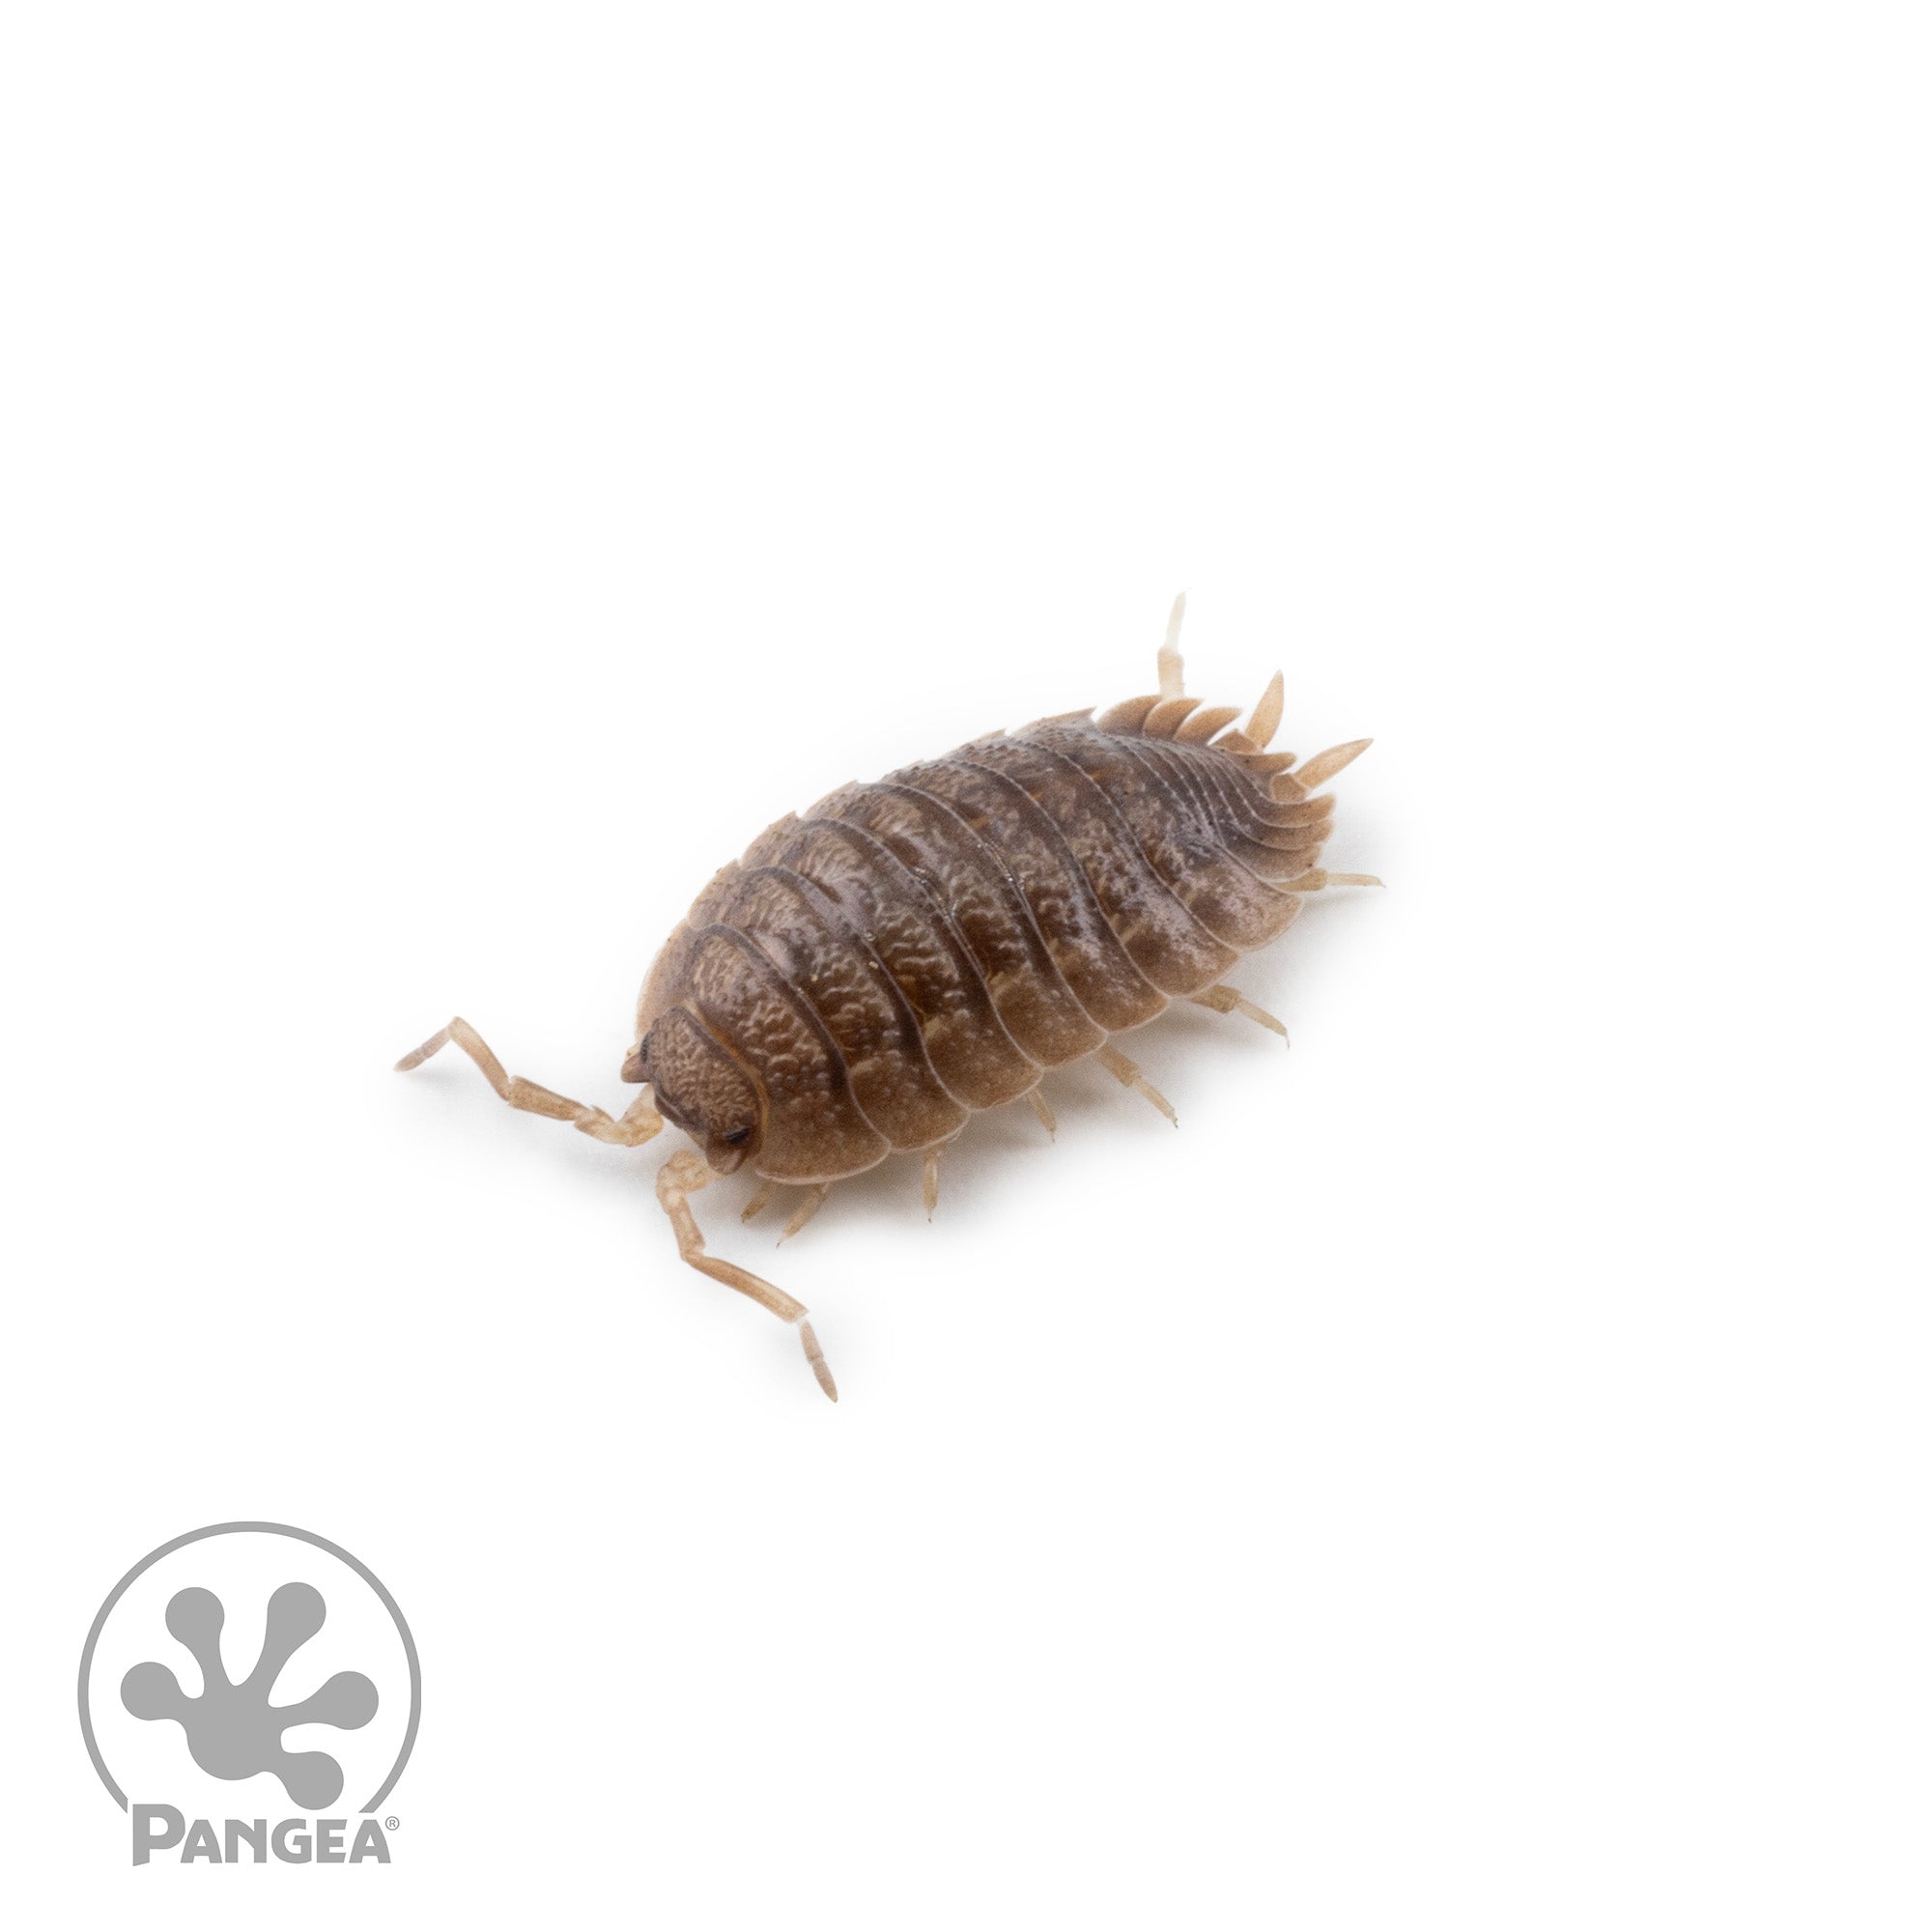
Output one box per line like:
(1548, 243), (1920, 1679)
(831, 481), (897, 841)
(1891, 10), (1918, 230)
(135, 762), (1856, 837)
(2, 3), (1925, 1926)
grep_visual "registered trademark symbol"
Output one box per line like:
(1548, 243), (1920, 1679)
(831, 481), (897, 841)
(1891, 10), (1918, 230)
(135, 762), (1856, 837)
(385, 1816), (399, 1831)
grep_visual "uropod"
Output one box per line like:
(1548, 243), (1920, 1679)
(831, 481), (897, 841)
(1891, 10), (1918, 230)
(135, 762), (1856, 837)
(397, 600), (1378, 1400)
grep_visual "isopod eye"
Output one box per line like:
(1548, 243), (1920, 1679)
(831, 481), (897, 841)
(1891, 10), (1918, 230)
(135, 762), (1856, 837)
(722, 1127), (753, 1147)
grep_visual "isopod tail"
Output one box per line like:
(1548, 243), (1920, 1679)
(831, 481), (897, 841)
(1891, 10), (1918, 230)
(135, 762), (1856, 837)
(1074, 614), (1382, 908)
(1157, 591), (1187, 698)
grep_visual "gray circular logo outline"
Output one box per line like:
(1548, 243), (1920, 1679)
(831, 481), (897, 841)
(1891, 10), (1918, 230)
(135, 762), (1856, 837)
(77, 1521), (421, 1815)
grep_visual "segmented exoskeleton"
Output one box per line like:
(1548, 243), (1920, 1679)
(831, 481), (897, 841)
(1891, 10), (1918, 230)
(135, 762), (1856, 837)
(398, 600), (1378, 1399)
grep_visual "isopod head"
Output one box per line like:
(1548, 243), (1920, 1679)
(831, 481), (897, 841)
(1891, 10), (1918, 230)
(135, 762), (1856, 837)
(622, 1007), (765, 1174)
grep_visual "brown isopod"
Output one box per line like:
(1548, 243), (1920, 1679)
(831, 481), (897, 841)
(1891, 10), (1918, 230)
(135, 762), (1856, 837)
(397, 599), (1378, 1399)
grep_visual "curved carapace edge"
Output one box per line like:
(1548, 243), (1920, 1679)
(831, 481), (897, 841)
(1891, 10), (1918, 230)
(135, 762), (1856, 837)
(397, 596), (1379, 1402)
(620, 650), (1375, 1190)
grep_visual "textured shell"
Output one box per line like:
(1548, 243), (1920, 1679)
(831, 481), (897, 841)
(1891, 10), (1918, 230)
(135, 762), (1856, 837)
(631, 694), (1345, 1182)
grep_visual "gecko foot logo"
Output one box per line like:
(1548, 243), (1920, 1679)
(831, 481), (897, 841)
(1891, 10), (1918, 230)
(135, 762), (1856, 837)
(121, 1581), (379, 1808)
(79, 1524), (419, 1867)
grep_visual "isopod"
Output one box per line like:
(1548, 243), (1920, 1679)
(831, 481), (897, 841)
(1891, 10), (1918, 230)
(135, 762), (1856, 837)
(397, 599), (1378, 1399)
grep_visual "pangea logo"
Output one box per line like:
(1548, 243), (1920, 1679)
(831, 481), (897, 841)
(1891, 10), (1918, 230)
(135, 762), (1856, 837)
(122, 1579), (379, 1806)
(79, 1523), (419, 1866)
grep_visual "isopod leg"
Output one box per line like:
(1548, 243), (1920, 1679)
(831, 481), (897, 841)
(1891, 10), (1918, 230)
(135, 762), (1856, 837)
(1026, 1087), (1058, 1139)
(740, 1178), (778, 1224)
(1190, 984), (1289, 1043)
(923, 1145), (942, 1218)
(780, 1183), (831, 1243)
(655, 1151), (838, 1402)
(1282, 868), (1383, 893)
(1095, 1044), (1179, 1126)
(395, 1017), (663, 1147)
